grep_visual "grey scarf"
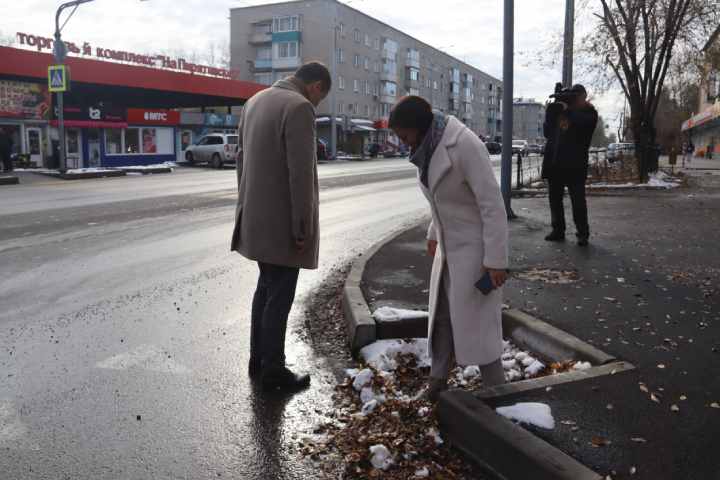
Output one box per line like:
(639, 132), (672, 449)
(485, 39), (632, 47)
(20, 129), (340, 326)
(410, 112), (448, 188)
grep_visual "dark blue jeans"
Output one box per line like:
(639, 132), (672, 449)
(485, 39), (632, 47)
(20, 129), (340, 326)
(548, 172), (589, 238)
(250, 262), (300, 370)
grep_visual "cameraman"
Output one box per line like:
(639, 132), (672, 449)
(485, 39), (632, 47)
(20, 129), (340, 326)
(542, 84), (598, 247)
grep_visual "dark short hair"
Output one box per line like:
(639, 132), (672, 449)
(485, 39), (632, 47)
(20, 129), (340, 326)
(295, 62), (332, 92)
(389, 96), (434, 135)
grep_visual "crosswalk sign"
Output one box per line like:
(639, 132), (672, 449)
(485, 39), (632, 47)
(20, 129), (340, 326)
(48, 65), (69, 93)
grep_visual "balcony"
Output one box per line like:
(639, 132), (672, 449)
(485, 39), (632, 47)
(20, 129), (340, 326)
(379, 93), (397, 104)
(405, 78), (420, 90)
(406, 57), (420, 69)
(254, 59), (272, 70)
(249, 32), (272, 45)
(273, 57), (302, 70)
(380, 70), (397, 82)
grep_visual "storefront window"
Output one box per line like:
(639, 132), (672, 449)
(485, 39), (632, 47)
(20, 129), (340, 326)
(125, 128), (140, 154)
(67, 130), (79, 154)
(106, 128), (122, 154)
(142, 128), (157, 153)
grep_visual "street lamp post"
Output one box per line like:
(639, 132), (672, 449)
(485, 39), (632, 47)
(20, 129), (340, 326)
(500, 0), (515, 218)
(329, 23), (339, 159)
(562, 0), (575, 87)
(54, 0), (95, 172)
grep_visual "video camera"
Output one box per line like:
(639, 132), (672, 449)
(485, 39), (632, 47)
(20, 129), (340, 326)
(549, 82), (586, 104)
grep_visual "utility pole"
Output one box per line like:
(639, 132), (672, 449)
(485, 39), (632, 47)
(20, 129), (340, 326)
(500, 0), (515, 218)
(329, 20), (338, 159)
(54, 0), (95, 172)
(562, 0), (575, 87)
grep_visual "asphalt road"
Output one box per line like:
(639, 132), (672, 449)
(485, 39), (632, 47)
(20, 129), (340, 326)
(0, 156), (533, 480)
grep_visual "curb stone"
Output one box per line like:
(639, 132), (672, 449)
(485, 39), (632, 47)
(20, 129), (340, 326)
(0, 175), (19, 185)
(438, 390), (603, 480)
(117, 166), (173, 175)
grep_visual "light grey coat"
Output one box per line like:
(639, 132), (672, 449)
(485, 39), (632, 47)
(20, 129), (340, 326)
(422, 116), (509, 366)
(231, 78), (320, 270)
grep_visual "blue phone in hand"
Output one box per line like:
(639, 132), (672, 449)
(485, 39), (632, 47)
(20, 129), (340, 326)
(475, 269), (510, 295)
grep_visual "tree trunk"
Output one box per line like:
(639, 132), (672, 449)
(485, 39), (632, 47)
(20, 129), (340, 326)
(630, 109), (658, 183)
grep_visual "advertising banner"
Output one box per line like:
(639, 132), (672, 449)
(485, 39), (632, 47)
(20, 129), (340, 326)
(0, 80), (50, 119)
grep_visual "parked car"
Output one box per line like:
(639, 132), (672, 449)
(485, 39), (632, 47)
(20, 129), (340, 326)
(485, 141), (502, 155)
(606, 142), (635, 163)
(511, 139), (529, 156)
(528, 144), (543, 154)
(185, 133), (239, 169)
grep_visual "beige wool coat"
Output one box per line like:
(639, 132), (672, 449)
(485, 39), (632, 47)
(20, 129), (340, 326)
(231, 78), (320, 269)
(422, 116), (509, 366)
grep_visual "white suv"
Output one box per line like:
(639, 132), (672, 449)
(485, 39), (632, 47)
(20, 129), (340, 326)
(185, 133), (239, 169)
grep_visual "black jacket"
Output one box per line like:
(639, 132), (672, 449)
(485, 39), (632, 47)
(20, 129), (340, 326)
(542, 102), (598, 178)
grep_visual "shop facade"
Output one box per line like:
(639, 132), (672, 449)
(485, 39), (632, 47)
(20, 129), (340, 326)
(0, 79), (51, 167)
(682, 103), (720, 157)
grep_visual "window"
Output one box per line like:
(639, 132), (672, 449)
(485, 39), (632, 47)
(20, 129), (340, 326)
(374, 37), (381, 50)
(426, 78), (431, 88)
(373, 61), (380, 73)
(365, 80), (371, 95)
(338, 102), (344, 113)
(338, 23), (345, 37)
(273, 15), (299, 33)
(365, 34), (371, 47)
(125, 128), (140, 154)
(382, 38), (398, 58)
(364, 57), (370, 70)
(354, 79), (359, 93)
(354, 54), (361, 68)
(407, 48), (420, 62)
(381, 81), (397, 97)
(354, 29), (361, 43)
(337, 48), (345, 64)
(254, 72), (273, 85)
(338, 75), (345, 90)
(409, 88), (420, 96)
(409, 68), (420, 81)
(347, 103), (355, 114)
(433, 80), (438, 90)
(252, 23), (271, 35)
(381, 103), (391, 117)
(256, 46), (272, 60)
(277, 41), (298, 58)
(105, 129), (122, 154)
(142, 128), (157, 153)
(364, 105), (370, 117)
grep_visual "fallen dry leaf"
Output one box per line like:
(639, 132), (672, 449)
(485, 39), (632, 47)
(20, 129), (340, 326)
(651, 393), (661, 403)
(630, 437), (647, 443)
(680, 395), (687, 401)
(671, 404), (680, 412)
(591, 436), (612, 447)
(657, 364), (666, 369)
(630, 466), (637, 475)
(710, 402), (720, 409)
(639, 384), (649, 393)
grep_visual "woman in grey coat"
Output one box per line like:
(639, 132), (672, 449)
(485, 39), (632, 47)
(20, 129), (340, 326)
(389, 96), (509, 401)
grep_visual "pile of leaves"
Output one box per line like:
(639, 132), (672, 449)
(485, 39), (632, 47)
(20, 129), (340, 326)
(303, 353), (488, 479)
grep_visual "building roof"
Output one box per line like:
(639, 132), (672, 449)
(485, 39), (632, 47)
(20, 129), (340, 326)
(0, 46), (265, 106)
(230, 0), (502, 84)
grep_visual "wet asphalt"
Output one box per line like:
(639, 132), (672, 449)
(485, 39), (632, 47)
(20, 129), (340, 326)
(0, 161), (427, 480)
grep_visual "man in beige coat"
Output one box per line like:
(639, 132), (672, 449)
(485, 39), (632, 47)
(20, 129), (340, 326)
(231, 62), (331, 391)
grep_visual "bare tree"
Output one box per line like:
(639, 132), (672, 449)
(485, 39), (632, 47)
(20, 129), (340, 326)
(579, 0), (718, 181)
(0, 30), (16, 47)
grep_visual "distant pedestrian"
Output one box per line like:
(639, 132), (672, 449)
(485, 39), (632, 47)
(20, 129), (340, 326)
(389, 96), (509, 402)
(708, 141), (714, 160)
(0, 127), (13, 173)
(684, 140), (694, 167)
(231, 62), (331, 392)
(542, 84), (598, 247)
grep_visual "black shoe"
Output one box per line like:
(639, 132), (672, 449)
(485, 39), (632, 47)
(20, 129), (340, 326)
(248, 359), (262, 378)
(577, 236), (589, 247)
(261, 366), (311, 392)
(545, 231), (565, 242)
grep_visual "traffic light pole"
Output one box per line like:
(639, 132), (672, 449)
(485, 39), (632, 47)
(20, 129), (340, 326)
(500, 0), (515, 219)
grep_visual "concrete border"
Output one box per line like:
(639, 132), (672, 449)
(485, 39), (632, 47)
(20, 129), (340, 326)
(0, 175), (19, 185)
(438, 390), (603, 480)
(116, 166), (173, 175)
(37, 170), (127, 180)
(342, 227), (413, 354)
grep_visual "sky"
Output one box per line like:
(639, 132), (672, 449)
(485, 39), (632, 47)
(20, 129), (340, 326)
(1, 0), (624, 134)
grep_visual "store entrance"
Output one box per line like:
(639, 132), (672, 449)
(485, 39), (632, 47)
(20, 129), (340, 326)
(26, 127), (42, 167)
(65, 128), (81, 169)
(87, 128), (101, 167)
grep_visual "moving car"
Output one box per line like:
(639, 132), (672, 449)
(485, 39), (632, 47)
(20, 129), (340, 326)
(184, 133), (239, 169)
(606, 142), (635, 162)
(511, 140), (529, 156)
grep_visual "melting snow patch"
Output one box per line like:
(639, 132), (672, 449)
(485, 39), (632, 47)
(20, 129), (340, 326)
(415, 467), (430, 477)
(369, 444), (393, 470)
(373, 306), (429, 322)
(352, 368), (374, 391)
(496, 402), (556, 430)
(524, 360), (546, 377)
(360, 339), (430, 372)
(573, 361), (592, 371)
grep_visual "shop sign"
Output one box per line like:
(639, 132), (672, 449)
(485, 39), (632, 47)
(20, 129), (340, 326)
(682, 102), (720, 131)
(0, 80), (50, 120)
(16, 32), (232, 80)
(52, 102), (125, 123)
(127, 108), (180, 125)
(205, 113), (239, 128)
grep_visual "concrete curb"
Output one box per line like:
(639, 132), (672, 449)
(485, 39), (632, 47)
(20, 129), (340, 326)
(0, 175), (19, 185)
(438, 390), (603, 480)
(117, 167), (173, 175)
(503, 309), (616, 365)
(342, 227), (416, 354)
(37, 170), (127, 180)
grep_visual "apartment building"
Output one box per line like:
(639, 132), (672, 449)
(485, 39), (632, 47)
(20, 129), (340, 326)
(230, 0), (503, 153)
(512, 98), (546, 145)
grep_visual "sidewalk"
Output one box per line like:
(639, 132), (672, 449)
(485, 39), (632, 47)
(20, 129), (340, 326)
(361, 177), (720, 479)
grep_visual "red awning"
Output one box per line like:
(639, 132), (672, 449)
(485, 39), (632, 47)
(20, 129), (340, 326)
(0, 46), (265, 101)
(50, 120), (129, 128)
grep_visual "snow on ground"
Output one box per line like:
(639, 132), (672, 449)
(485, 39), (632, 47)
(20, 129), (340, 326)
(373, 306), (429, 323)
(360, 339), (431, 372)
(496, 402), (556, 429)
(66, 168), (120, 174)
(590, 170), (681, 189)
(116, 162), (176, 170)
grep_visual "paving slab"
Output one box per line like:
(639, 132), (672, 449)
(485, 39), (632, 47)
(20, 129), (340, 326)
(361, 181), (720, 479)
